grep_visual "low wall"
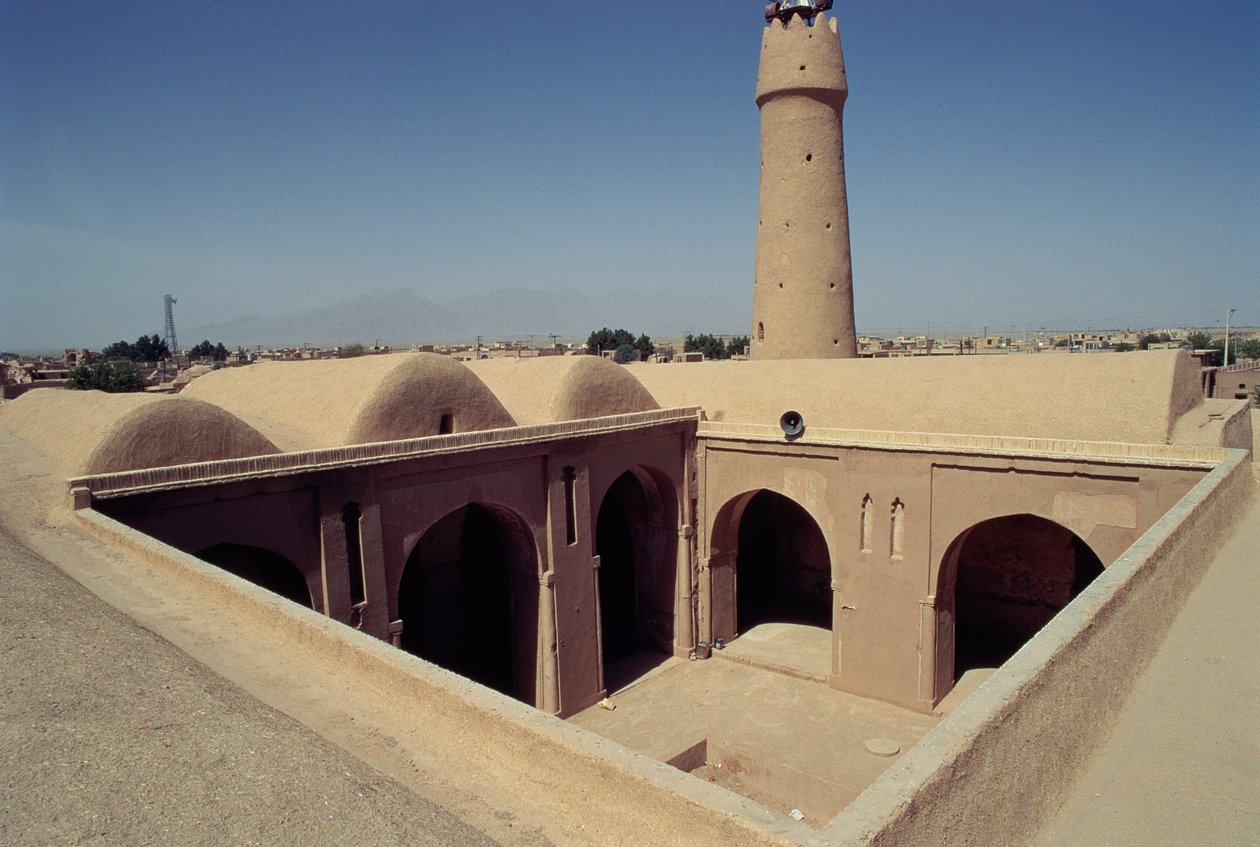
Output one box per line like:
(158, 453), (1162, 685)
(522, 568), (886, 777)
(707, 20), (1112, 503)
(74, 507), (818, 847)
(825, 448), (1254, 846)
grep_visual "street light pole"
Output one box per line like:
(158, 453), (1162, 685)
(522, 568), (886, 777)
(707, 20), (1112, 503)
(1225, 308), (1235, 367)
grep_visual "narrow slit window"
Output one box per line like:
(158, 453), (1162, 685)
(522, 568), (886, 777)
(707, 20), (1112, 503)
(342, 502), (366, 605)
(860, 494), (873, 552)
(562, 466), (577, 546)
(890, 499), (905, 559)
(438, 413), (454, 434)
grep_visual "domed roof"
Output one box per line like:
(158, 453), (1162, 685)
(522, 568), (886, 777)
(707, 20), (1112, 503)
(0, 390), (279, 476)
(183, 353), (515, 451)
(466, 356), (660, 425)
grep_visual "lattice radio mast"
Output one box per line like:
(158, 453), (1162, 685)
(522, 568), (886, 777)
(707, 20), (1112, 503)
(163, 294), (180, 355)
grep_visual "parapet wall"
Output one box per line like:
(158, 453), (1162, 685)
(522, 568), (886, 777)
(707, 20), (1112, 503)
(825, 448), (1255, 846)
(72, 502), (814, 847)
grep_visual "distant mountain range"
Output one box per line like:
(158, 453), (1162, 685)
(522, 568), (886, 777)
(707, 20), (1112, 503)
(184, 287), (751, 348)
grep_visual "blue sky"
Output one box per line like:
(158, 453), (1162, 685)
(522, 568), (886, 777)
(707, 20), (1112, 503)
(2, 0), (1257, 350)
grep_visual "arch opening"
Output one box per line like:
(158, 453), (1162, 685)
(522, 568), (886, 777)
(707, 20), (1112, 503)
(196, 543), (312, 609)
(596, 469), (676, 663)
(397, 504), (540, 705)
(940, 514), (1104, 681)
(735, 490), (832, 632)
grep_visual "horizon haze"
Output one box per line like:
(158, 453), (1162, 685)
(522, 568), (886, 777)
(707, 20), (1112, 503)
(2, 1), (1256, 351)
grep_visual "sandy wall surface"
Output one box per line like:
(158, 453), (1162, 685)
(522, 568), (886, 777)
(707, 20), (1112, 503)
(467, 356), (659, 425)
(183, 353), (515, 450)
(0, 389), (278, 476)
(825, 448), (1255, 846)
(630, 350), (1202, 445)
(68, 507), (817, 847)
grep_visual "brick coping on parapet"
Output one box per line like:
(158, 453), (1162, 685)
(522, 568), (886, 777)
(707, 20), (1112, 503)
(70, 407), (702, 501)
(698, 421), (1230, 469)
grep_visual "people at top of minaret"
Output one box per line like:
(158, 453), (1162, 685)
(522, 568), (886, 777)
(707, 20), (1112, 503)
(764, 0), (833, 26)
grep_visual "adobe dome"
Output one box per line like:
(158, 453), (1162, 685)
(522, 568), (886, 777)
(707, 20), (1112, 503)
(466, 356), (660, 425)
(183, 353), (515, 451)
(0, 390), (279, 476)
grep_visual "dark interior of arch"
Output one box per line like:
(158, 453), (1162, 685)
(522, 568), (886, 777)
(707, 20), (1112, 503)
(398, 504), (537, 704)
(736, 490), (832, 631)
(597, 474), (643, 665)
(196, 543), (312, 608)
(596, 471), (674, 669)
(954, 514), (1104, 675)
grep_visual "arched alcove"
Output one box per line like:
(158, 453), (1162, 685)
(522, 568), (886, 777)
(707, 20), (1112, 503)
(594, 468), (676, 675)
(396, 504), (540, 705)
(734, 490), (832, 632)
(938, 514), (1104, 680)
(195, 543), (312, 608)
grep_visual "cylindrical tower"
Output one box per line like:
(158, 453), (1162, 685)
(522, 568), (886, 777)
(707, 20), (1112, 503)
(751, 12), (857, 360)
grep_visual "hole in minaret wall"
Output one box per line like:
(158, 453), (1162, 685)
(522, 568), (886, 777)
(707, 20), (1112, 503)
(805, 153), (813, 162)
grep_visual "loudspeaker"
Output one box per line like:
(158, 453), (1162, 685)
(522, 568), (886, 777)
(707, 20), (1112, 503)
(779, 410), (805, 439)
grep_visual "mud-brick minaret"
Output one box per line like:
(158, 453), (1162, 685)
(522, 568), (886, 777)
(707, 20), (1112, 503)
(751, 11), (857, 359)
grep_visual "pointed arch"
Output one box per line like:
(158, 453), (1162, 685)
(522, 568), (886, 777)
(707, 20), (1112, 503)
(397, 503), (541, 705)
(932, 513), (1104, 699)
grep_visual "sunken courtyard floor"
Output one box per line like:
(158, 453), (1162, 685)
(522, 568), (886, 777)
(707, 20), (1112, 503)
(570, 624), (941, 826)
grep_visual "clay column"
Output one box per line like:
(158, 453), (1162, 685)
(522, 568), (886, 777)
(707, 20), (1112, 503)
(751, 12), (858, 359)
(538, 570), (559, 714)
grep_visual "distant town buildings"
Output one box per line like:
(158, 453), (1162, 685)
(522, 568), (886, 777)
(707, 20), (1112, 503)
(4, 325), (1257, 403)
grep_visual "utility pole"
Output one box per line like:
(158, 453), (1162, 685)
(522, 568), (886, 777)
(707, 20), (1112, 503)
(1224, 308), (1235, 367)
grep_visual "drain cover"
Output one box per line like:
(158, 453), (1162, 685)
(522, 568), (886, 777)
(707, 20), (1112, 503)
(864, 738), (900, 757)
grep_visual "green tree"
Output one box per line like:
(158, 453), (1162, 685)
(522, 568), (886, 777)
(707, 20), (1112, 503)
(102, 334), (170, 362)
(134, 334), (170, 361)
(1111, 342), (1135, 352)
(683, 333), (730, 360)
(1236, 338), (1260, 361)
(612, 343), (637, 364)
(101, 339), (136, 360)
(1137, 333), (1163, 351)
(725, 335), (750, 358)
(633, 333), (655, 360)
(339, 343), (367, 359)
(66, 360), (146, 393)
(188, 340), (230, 361)
(586, 327), (634, 356)
(1183, 331), (1211, 350)
(1205, 337), (1258, 363)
